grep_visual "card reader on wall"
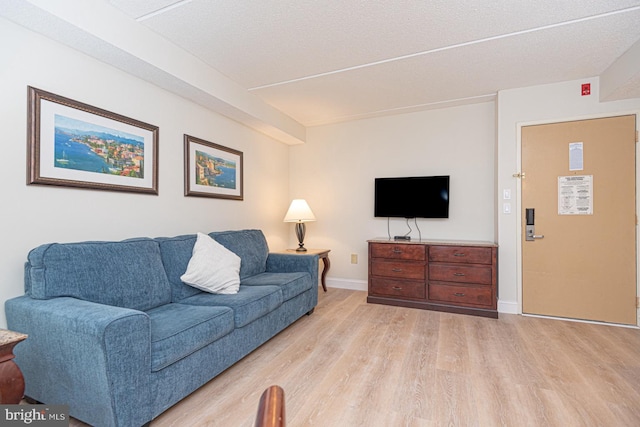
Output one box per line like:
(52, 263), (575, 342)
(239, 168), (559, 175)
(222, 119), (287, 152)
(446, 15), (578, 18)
(394, 236), (411, 241)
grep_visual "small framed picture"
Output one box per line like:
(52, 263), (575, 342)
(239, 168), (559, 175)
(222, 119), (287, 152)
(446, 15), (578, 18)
(27, 86), (159, 194)
(184, 134), (243, 200)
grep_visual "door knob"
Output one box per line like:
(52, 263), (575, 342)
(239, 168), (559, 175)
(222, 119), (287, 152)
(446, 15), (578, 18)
(526, 226), (545, 241)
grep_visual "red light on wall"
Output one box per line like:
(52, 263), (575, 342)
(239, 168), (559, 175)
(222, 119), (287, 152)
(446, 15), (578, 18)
(581, 83), (591, 96)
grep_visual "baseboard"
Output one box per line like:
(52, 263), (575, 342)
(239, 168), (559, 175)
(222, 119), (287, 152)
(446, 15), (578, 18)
(498, 299), (518, 314)
(325, 278), (367, 291)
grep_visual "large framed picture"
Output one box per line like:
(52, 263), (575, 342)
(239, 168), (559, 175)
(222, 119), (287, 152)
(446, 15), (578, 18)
(27, 86), (159, 194)
(184, 134), (243, 200)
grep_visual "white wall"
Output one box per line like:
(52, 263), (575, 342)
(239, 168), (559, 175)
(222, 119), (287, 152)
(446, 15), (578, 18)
(0, 18), (291, 327)
(290, 102), (496, 289)
(497, 77), (640, 314)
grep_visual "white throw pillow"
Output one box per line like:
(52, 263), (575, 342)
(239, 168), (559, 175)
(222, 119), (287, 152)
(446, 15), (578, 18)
(180, 232), (241, 294)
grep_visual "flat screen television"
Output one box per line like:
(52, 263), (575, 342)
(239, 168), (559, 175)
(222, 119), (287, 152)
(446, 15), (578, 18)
(374, 175), (449, 218)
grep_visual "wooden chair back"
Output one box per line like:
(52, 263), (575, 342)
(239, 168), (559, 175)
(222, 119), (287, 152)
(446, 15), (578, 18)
(255, 385), (285, 427)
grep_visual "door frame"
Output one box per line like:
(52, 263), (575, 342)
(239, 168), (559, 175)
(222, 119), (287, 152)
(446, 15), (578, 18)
(514, 111), (640, 326)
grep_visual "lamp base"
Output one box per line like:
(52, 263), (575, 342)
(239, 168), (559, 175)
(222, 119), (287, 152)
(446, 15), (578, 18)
(295, 223), (307, 252)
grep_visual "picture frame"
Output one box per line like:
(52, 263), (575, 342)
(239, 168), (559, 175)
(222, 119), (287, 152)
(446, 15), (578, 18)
(184, 134), (243, 200)
(27, 86), (159, 194)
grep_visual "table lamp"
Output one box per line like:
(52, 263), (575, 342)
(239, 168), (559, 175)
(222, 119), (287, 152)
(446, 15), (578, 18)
(283, 199), (316, 252)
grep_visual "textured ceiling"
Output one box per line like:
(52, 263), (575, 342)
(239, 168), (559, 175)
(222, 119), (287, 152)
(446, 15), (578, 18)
(3, 0), (640, 138)
(106, 0), (640, 126)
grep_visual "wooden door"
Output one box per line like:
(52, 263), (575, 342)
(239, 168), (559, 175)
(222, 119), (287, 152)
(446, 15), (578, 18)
(521, 115), (637, 325)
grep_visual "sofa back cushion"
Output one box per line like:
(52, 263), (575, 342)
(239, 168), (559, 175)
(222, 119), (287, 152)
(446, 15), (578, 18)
(156, 234), (202, 301)
(25, 238), (172, 311)
(209, 229), (269, 279)
(157, 230), (270, 301)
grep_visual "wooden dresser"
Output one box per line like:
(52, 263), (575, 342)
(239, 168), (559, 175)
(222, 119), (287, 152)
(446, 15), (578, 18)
(367, 239), (498, 318)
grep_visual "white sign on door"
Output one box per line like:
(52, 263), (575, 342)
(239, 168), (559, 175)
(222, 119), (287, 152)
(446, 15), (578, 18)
(558, 175), (593, 215)
(569, 142), (584, 171)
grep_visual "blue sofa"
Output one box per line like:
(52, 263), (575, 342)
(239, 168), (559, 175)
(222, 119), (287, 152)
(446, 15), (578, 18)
(5, 229), (318, 427)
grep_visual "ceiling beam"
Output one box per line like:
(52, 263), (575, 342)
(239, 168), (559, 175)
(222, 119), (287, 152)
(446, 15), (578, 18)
(1, 0), (306, 145)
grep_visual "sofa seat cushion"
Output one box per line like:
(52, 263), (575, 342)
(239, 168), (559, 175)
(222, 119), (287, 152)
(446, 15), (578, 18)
(147, 303), (235, 372)
(241, 272), (312, 302)
(179, 285), (283, 328)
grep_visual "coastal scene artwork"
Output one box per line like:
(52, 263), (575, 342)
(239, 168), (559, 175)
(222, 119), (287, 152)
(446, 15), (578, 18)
(54, 115), (145, 178)
(194, 150), (236, 189)
(184, 134), (243, 200)
(28, 87), (159, 194)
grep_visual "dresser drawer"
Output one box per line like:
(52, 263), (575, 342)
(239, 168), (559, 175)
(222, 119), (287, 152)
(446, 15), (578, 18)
(370, 243), (425, 261)
(429, 246), (493, 264)
(428, 282), (493, 308)
(429, 263), (492, 285)
(371, 278), (426, 299)
(371, 260), (425, 280)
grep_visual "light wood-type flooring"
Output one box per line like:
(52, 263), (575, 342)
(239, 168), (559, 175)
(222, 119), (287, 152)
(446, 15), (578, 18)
(66, 288), (640, 426)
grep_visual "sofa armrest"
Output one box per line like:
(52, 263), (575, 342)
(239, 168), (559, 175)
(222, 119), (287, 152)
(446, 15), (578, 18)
(266, 253), (319, 288)
(5, 296), (152, 427)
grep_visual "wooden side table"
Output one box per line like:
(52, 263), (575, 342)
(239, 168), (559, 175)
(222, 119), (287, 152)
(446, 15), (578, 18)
(0, 329), (27, 404)
(276, 249), (331, 292)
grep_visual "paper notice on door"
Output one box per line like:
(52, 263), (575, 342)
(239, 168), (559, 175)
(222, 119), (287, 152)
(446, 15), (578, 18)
(569, 142), (583, 171)
(558, 175), (593, 215)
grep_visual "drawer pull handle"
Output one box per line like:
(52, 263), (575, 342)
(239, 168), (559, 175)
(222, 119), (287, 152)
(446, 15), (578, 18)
(453, 273), (465, 276)
(454, 253), (466, 257)
(454, 292), (466, 297)
(393, 249), (403, 254)
(392, 268), (403, 272)
(392, 286), (402, 290)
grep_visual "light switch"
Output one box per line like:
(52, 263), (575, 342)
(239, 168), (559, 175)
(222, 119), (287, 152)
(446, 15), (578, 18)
(503, 203), (511, 214)
(503, 189), (511, 200)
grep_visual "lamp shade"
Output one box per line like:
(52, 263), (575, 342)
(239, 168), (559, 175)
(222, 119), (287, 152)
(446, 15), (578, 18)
(283, 199), (316, 223)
